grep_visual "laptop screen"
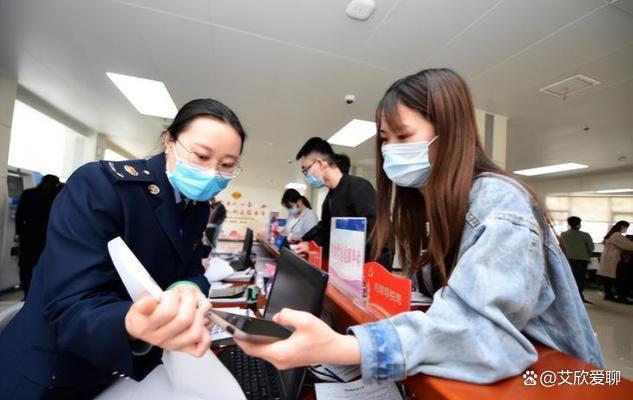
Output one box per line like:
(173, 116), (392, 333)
(264, 247), (329, 399)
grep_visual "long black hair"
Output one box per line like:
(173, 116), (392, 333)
(281, 189), (312, 209)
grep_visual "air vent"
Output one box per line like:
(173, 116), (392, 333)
(539, 75), (601, 99)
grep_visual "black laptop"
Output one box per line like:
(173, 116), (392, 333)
(218, 247), (329, 400)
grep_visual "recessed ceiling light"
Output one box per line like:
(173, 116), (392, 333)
(513, 163), (589, 176)
(107, 72), (177, 118)
(596, 188), (633, 194)
(327, 119), (376, 148)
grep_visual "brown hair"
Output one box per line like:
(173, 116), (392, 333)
(604, 220), (630, 242)
(372, 68), (550, 294)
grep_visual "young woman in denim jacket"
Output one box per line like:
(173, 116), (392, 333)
(237, 68), (604, 384)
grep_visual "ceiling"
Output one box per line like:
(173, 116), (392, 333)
(0, 0), (632, 188)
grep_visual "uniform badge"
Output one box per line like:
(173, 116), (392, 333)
(148, 184), (160, 195)
(124, 165), (139, 176)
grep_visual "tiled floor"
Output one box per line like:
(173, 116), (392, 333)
(1, 288), (632, 380)
(584, 288), (633, 380)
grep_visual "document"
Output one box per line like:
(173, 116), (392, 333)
(204, 256), (235, 282)
(107, 237), (163, 301)
(315, 379), (402, 400)
(107, 237), (246, 400)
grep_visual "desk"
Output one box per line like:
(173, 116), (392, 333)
(255, 236), (633, 400)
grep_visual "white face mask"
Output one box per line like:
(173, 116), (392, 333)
(381, 136), (437, 188)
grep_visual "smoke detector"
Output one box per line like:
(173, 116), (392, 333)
(346, 0), (376, 21)
(539, 75), (601, 99)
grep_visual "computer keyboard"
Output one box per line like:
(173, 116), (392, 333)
(218, 346), (282, 400)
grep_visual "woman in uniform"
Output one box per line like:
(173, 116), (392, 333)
(0, 98), (246, 398)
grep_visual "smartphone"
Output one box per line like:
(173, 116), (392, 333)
(208, 309), (293, 344)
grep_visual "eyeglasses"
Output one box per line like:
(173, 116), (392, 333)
(301, 159), (319, 176)
(176, 140), (243, 179)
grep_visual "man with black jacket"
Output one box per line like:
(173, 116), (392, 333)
(293, 137), (379, 261)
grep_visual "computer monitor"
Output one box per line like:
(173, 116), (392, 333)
(264, 247), (329, 399)
(240, 228), (254, 265)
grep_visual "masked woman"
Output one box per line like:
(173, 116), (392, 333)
(0, 98), (246, 398)
(236, 69), (604, 384)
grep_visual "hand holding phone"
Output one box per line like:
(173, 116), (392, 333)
(208, 309), (292, 344)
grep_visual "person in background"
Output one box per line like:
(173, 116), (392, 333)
(280, 189), (318, 243)
(236, 68), (603, 385)
(561, 216), (595, 304)
(14, 174), (61, 298)
(598, 220), (633, 304)
(293, 137), (378, 259)
(334, 153), (351, 174)
(206, 197), (227, 249)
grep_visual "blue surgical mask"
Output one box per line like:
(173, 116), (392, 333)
(288, 206), (299, 216)
(305, 172), (325, 188)
(167, 144), (232, 201)
(381, 136), (438, 188)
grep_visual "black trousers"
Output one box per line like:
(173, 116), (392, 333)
(603, 263), (630, 300)
(569, 259), (588, 298)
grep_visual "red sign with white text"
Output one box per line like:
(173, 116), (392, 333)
(364, 262), (411, 316)
(307, 241), (323, 269)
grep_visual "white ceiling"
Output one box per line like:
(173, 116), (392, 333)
(0, 0), (632, 188)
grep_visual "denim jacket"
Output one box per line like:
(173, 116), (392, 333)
(349, 173), (604, 384)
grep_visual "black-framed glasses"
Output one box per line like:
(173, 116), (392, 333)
(301, 159), (319, 176)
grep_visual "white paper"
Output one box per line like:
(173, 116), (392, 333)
(204, 257), (235, 282)
(162, 350), (245, 400)
(108, 237), (163, 301)
(106, 237), (246, 400)
(315, 379), (402, 400)
(96, 365), (200, 400)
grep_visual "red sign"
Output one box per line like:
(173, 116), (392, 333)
(307, 241), (323, 269)
(364, 262), (411, 316)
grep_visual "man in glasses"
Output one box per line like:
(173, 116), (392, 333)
(293, 137), (378, 261)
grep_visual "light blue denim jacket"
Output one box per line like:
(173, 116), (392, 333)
(349, 173), (604, 384)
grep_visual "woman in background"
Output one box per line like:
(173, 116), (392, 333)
(599, 220), (633, 303)
(280, 188), (319, 243)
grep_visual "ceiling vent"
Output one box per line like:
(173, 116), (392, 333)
(539, 74), (601, 99)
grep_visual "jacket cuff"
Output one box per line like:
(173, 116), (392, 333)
(348, 319), (406, 383)
(130, 339), (153, 356)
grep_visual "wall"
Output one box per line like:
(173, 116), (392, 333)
(0, 71), (18, 288)
(530, 168), (633, 196)
(216, 183), (284, 239)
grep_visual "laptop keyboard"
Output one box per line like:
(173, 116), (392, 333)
(219, 346), (282, 400)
